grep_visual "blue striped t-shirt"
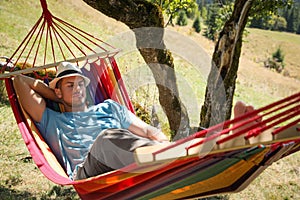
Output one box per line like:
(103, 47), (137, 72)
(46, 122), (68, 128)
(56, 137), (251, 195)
(35, 99), (134, 179)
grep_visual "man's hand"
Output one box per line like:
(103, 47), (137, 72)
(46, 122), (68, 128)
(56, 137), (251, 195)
(146, 126), (170, 143)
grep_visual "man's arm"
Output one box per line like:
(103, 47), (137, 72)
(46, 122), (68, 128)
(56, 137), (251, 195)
(13, 75), (60, 123)
(128, 115), (169, 142)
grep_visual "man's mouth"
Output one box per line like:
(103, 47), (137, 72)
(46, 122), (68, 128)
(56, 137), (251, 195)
(72, 92), (82, 98)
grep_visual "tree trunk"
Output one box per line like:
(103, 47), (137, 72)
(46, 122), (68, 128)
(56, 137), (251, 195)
(200, 0), (254, 128)
(83, 0), (190, 140)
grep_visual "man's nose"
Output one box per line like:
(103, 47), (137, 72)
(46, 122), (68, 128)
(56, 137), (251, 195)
(73, 84), (81, 91)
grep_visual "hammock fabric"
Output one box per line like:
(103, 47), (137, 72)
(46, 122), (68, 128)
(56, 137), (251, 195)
(1, 1), (300, 199)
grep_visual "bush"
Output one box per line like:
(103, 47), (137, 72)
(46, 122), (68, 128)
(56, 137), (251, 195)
(192, 15), (201, 33)
(272, 47), (285, 63)
(267, 15), (287, 31)
(264, 47), (285, 73)
(176, 10), (188, 26)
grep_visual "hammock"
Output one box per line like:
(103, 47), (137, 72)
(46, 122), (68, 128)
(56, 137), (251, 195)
(1, 0), (300, 199)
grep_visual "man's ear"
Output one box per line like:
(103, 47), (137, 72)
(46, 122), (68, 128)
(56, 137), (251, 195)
(54, 88), (62, 98)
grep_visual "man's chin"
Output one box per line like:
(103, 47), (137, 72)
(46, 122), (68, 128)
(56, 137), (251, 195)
(71, 101), (86, 108)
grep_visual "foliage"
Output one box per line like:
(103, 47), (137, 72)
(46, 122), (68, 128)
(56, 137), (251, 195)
(176, 10), (188, 26)
(149, 0), (197, 25)
(204, 2), (234, 41)
(297, 23), (300, 33)
(192, 14), (201, 33)
(284, 4), (299, 32)
(250, 0), (294, 17)
(132, 101), (151, 124)
(186, 4), (198, 19)
(264, 47), (285, 73)
(268, 15), (287, 31)
(272, 46), (285, 63)
(204, 4), (220, 40)
(196, 0), (208, 21)
(1, 0), (300, 199)
(249, 0), (300, 33)
(201, 0), (297, 40)
(200, 5), (208, 21)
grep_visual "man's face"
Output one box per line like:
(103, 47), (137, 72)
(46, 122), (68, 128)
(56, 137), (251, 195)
(56, 76), (87, 110)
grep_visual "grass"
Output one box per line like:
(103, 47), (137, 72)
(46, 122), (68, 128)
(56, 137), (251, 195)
(0, 105), (79, 199)
(242, 28), (300, 80)
(0, 0), (300, 199)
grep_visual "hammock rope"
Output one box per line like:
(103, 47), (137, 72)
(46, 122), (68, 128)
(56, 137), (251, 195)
(0, 0), (118, 78)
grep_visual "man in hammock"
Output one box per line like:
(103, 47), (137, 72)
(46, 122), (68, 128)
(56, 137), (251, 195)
(13, 62), (257, 180)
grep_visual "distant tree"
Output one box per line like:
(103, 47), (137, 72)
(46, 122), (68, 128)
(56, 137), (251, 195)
(200, 5), (208, 21)
(286, 6), (298, 32)
(176, 10), (188, 26)
(268, 15), (287, 31)
(186, 4), (198, 19)
(204, 1), (235, 41)
(196, 0), (208, 21)
(249, 16), (268, 29)
(297, 23), (300, 34)
(204, 4), (222, 40)
(249, 0), (297, 31)
(192, 14), (202, 33)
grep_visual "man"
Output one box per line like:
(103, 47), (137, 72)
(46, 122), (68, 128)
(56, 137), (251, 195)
(13, 62), (256, 180)
(13, 62), (169, 180)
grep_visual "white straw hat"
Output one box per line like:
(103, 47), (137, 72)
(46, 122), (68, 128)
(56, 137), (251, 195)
(49, 62), (90, 89)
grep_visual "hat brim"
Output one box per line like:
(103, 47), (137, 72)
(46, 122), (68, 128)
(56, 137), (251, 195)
(49, 74), (90, 89)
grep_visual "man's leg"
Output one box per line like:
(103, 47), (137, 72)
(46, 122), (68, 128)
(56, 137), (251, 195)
(75, 129), (159, 180)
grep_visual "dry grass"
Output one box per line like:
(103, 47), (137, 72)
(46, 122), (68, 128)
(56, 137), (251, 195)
(0, 0), (299, 199)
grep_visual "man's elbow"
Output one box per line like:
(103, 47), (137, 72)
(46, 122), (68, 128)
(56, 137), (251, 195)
(12, 75), (23, 91)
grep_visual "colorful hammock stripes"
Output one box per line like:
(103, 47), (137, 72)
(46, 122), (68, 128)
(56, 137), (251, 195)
(5, 73), (300, 199)
(2, 0), (300, 199)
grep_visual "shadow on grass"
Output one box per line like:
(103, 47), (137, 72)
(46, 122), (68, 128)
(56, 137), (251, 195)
(198, 195), (230, 200)
(46, 185), (79, 200)
(0, 185), (34, 200)
(0, 98), (10, 106)
(0, 185), (79, 200)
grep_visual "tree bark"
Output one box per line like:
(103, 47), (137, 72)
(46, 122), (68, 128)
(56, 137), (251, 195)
(83, 0), (190, 140)
(200, 0), (254, 128)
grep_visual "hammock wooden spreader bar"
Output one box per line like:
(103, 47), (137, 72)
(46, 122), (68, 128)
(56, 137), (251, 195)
(0, 50), (120, 79)
(134, 92), (300, 164)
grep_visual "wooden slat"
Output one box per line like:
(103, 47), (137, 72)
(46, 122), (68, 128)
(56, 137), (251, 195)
(134, 124), (300, 165)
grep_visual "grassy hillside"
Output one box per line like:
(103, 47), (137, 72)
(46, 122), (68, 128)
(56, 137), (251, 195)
(0, 0), (299, 199)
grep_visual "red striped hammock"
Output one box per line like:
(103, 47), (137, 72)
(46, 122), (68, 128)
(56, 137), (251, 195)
(1, 0), (300, 199)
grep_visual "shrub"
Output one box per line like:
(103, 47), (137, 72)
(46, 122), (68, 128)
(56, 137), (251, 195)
(176, 10), (188, 26)
(272, 47), (285, 63)
(264, 47), (285, 73)
(192, 15), (201, 33)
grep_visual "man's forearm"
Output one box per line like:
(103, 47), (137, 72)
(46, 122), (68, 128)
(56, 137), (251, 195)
(14, 75), (60, 102)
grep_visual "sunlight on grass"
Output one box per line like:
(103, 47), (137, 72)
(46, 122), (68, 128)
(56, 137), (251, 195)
(0, 0), (299, 199)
